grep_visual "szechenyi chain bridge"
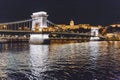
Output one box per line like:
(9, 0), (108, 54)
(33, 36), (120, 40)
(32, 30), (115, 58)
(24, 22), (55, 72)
(0, 11), (104, 44)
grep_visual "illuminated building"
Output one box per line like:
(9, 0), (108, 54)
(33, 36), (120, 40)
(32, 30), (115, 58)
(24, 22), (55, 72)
(105, 24), (120, 40)
(70, 20), (74, 26)
(57, 20), (92, 30)
(110, 24), (120, 27)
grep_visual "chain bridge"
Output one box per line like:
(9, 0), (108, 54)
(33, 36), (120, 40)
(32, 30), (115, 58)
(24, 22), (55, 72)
(0, 11), (98, 44)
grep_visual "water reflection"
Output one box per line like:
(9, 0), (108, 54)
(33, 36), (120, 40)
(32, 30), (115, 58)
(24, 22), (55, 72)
(0, 43), (30, 80)
(29, 45), (49, 79)
(0, 42), (120, 80)
(48, 42), (120, 80)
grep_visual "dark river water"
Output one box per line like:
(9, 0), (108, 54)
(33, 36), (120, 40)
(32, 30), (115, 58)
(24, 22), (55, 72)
(0, 41), (120, 80)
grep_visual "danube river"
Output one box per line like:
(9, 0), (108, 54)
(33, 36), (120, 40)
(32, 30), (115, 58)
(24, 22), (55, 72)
(0, 41), (120, 80)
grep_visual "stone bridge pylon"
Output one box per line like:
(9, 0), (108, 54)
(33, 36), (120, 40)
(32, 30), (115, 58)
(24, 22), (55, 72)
(29, 11), (49, 44)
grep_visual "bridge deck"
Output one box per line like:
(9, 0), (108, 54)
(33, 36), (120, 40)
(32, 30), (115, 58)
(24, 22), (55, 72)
(0, 30), (50, 34)
(0, 30), (96, 37)
(51, 32), (95, 37)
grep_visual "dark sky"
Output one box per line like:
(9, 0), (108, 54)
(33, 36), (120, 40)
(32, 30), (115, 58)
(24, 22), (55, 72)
(0, 0), (120, 25)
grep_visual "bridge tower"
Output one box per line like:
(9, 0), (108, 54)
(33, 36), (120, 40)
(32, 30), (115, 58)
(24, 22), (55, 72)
(90, 27), (100, 40)
(30, 11), (49, 44)
(31, 11), (48, 31)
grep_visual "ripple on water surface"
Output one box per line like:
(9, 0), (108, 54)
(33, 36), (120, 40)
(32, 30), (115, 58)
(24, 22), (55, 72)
(0, 41), (120, 80)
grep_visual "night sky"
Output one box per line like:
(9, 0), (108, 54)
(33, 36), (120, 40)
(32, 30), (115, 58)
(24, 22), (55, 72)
(0, 0), (120, 25)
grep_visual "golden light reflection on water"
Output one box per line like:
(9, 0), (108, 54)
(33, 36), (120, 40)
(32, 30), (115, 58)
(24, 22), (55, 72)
(0, 41), (120, 79)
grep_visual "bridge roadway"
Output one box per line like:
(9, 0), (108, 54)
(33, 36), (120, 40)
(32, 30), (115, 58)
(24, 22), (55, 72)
(0, 30), (106, 43)
(0, 30), (95, 37)
(51, 32), (95, 37)
(0, 30), (50, 35)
